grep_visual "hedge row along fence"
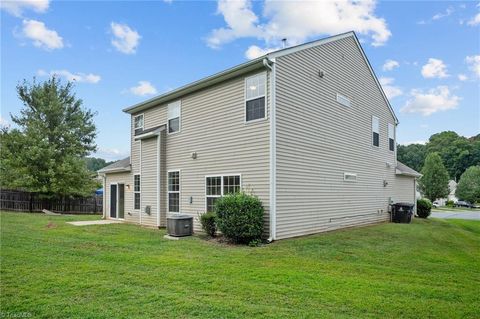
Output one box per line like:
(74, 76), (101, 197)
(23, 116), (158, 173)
(0, 189), (102, 214)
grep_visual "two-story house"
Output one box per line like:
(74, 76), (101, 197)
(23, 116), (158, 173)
(98, 31), (420, 240)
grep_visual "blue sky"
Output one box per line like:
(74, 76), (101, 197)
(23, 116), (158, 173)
(1, 0), (479, 161)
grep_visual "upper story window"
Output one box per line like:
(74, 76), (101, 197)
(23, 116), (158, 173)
(134, 114), (144, 135)
(372, 116), (379, 147)
(245, 73), (266, 122)
(168, 101), (181, 134)
(388, 123), (395, 151)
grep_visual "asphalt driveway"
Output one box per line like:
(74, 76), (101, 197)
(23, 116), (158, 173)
(431, 210), (480, 220)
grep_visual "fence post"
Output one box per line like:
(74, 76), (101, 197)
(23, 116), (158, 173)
(29, 193), (33, 212)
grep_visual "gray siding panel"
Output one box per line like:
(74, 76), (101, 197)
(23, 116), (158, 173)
(140, 137), (159, 227)
(393, 175), (416, 204)
(275, 36), (396, 239)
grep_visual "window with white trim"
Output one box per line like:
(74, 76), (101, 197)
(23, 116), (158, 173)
(168, 101), (181, 133)
(168, 171), (180, 213)
(372, 116), (379, 147)
(134, 174), (141, 209)
(134, 114), (144, 135)
(245, 73), (266, 122)
(205, 175), (241, 212)
(388, 123), (395, 151)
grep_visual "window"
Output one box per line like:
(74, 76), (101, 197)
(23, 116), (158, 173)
(372, 116), (379, 147)
(134, 114), (144, 135)
(168, 101), (181, 133)
(205, 175), (241, 212)
(245, 73), (266, 122)
(134, 174), (141, 209)
(388, 123), (395, 151)
(336, 93), (351, 107)
(168, 171), (180, 213)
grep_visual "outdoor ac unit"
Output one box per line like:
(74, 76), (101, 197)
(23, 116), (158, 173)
(167, 215), (193, 237)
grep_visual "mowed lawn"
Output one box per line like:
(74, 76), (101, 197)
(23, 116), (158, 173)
(1, 212), (479, 318)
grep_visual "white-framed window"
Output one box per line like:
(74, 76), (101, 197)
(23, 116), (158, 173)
(205, 175), (241, 212)
(168, 171), (180, 213)
(134, 114), (144, 135)
(372, 116), (379, 147)
(344, 172), (357, 182)
(134, 174), (141, 209)
(336, 93), (351, 107)
(167, 101), (181, 134)
(245, 73), (266, 122)
(388, 123), (395, 152)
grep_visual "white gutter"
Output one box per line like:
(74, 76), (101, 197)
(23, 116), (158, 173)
(264, 57), (276, 242)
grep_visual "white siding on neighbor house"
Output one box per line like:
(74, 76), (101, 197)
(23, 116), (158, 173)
(130, 70), (270, 232)
(274, 35), (397, 239)
(104, 172), (133, 220)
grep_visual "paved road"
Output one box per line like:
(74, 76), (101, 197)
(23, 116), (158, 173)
(431, 211), (480, 220)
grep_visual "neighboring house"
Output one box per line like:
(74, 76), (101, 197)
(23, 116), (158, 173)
(98, 31), (421, 240)
(433, 180), (458, 206)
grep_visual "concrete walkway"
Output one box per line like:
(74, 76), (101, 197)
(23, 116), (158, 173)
(67, 220), (123, 226)
(431, 211), (480, 221)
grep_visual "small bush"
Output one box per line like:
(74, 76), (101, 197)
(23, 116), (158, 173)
(215, 192), (264, 244)
(417, 199), (432, 218)
(199, 211), (217, 237)
(446, 200), (454, 207)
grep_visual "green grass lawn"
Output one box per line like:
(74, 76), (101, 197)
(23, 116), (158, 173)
(1, 212), (479, 319)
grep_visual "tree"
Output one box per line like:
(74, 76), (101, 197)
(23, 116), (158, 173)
(84, 157), (112, 172)
(427, 131), (473, 181)
(419, 153), (449, 201)
(397, 143), (427, 173)
(456, 166), (480, 203)
(0, 77), (97, 197)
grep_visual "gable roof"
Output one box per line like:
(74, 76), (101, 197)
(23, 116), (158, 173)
(97, 157), (131, 174)
(396, 161), (421, 177)
(122, 31), (398, 124)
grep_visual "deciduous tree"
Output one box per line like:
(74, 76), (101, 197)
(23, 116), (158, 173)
(419, 153), (449, 201)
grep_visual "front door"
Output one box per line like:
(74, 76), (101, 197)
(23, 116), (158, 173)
(110, 184), (117, 218)
(118, 184), (125, 219)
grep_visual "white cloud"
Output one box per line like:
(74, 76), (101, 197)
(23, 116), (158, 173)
(37, 69), (101, 83)
(0, 0), (49, 17)
(432, 7), (454, 20)
(379, 77), (402, 100)
(128, 81), (157, 96)
(245, 45), (280, 59)
(421, 58), (449, 79)
(401, 86), (461, 116)
(467, 13), (480, 26)
(0, 115), (10, 127)
(207, 0), (391, 50)
(110, 22), (141, 54)
(466, 55), (480, 78)
(458, 74), (468, 81)
(21, 19), (63, 50)
(382, 59), (399, 71)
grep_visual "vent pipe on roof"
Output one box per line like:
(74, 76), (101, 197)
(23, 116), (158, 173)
(281, 38), (287, 48)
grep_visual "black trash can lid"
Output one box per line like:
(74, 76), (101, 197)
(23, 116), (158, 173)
(167, 214), (193, 220)
(393, 202), (414, 207)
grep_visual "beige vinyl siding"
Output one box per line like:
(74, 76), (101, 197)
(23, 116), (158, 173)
(139, 137), (159, 227)
(131, 70), (270, 232)
(104, 172), (134, 221)
(275, 36), (397, 239)
(393, 175), (416, 204)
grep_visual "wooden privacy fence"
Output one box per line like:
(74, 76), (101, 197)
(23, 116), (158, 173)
(0, 189), (103, 214)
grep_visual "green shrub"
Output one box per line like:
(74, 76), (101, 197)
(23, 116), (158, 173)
(417, 199), (432, 218)
(215, 192), (264, 244)
(446, 200), (454, 207)
(199, 212), (217, 237)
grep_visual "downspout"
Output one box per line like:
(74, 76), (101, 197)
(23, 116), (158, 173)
(102, 174), (106, 219)
(263, 57), (276, 242)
